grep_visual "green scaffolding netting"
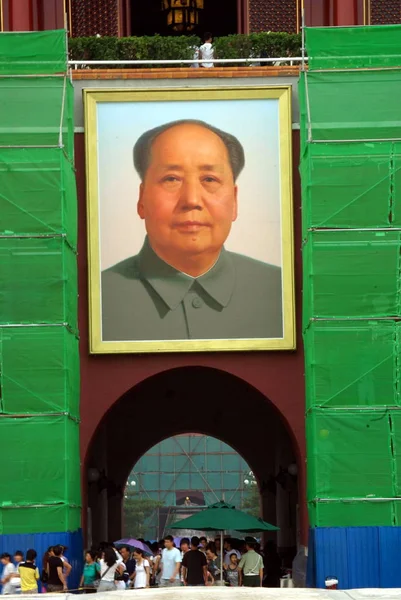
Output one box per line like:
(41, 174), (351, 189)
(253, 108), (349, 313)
(306, 25), (401, 70)
(304, 321), (398, 410)
(303, 230), (401, 324)
(0, 505), (81, 536)
(300, 142), (401, 233)
(0, 326), (79, 417)
(306, 410), (394, 500)
(0, 148), (77, 249)
(308, 500), (395, 528)
(0, 30), (80, 537)
(301, 24), (401, 529)
(0, 30), (67, 75)
(0, 77), (74, 154)
(303, 69), (401, 142)
(0, 416), (80, 508)
(0, 237), (77, 329)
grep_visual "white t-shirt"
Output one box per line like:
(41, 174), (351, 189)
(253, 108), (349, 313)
(224, 549), (241, 565)
(199, 42), (214, 68)
(99, 559), (121, 582)
(1, 563), (16, 595)
(161, 547), (181, 581)
(134, 559), (149, 589)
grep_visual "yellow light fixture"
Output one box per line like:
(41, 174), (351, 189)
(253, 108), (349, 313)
(162, 0), (204, 32)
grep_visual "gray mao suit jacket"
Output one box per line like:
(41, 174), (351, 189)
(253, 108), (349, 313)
(101, 237), (283, 341)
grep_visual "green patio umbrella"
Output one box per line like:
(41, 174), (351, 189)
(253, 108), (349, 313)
(170, 501), (279, 584)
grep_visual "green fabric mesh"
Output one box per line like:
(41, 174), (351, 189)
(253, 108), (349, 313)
(307, 410), (394, 500)
(304, 70), (401, 142)
(300, 142), (401, 233)
(0, 30), (67, 75)
(0, 31), (80, 535)
(301, 25), (401, 528)
(305, 25), (401, 70)
(0, 148), (77, 249)
(0, 416), (80, 508)
(0, 77), (74, 155)
(0, 506), (82, 535)
(0, 327), (79, 417)
(304, 321), (398, 410)
(0, 237), (77, 330)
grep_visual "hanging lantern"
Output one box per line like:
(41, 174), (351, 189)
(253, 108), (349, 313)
(162, 0), (204, 33)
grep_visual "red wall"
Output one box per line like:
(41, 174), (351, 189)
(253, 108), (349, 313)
(74, 124), (307, 537)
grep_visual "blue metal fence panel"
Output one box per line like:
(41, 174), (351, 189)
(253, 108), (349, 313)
(315, 527), (349, 588)
(347, 527), (379, 589)
(312, 526), (401, 589)
(0, 529), (83, 591)
(306, 528), (316, 587)
(378, 526), (401, 587)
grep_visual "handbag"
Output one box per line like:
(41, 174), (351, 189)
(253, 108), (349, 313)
(93, 564), (112, 589)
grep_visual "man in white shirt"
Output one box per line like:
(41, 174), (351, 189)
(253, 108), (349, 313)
(160, 536), (181, 587)
(199, 32), (214, 68)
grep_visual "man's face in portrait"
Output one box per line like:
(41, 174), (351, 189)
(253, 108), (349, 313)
(137, 123), (238, 271)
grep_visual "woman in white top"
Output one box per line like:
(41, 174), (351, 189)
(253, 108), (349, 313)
(97, 548), (124, 593)
(132, 550), (150, 589)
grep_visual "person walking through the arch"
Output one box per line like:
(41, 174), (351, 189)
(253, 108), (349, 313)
(182, 537), (208, 586)
(160, 536), (181, 587)
(238, 537), (264, 587)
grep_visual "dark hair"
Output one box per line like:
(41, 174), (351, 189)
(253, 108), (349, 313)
(26, 549), (37, 562)
(14, 551), (24, 558)
(191, 536), (200, 547)
(47, 546), (54, 553)
(119, 546), (131, 553)
(53, 545), (63, 557)
(85, 550), (97, 561)
(133, 548), (144, 557)
(164, 535), (174, 543)
(230, 552), (238, 560)
(0, 553), (11, 560)
(180, 538), (190, 547)
(199, 536), (207, 543)
(104, 547), (117, 568)
(206, 542), (217, 554)
(133, 119), (245, 183)
(203, 32), (212, 42)
(246, 541), (256, 549)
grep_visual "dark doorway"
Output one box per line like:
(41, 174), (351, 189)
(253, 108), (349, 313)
(130, 0), (239, 37)
(85, 366), (300, 565)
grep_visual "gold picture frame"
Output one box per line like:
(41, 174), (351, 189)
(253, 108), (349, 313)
(84, 86), (295, 353)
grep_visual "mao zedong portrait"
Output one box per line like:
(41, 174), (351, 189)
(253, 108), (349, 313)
(101, 119), (283, 341)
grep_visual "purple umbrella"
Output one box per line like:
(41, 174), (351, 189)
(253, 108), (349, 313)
(114, 538), (152, 555)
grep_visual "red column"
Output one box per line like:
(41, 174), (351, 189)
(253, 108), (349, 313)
(304, 0), (362, 26)
(8, 0), (33, 30)
(3, 0), (64, 31)
(334, 0), (358, 25)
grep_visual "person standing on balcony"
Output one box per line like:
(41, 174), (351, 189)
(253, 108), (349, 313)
(199, 32), (214, 68)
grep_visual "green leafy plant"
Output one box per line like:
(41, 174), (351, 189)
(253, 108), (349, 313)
(123, 490), (164, 539)
(68, 32), (301, 68)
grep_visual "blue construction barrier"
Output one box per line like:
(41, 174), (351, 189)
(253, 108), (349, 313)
(308, 526), (401, 589)
(0, 529), (83, 591)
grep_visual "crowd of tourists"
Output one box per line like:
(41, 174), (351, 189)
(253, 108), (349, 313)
(1, 535), (281, 594)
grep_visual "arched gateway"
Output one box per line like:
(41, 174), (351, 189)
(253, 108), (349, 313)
(82, 366), (305, 555)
